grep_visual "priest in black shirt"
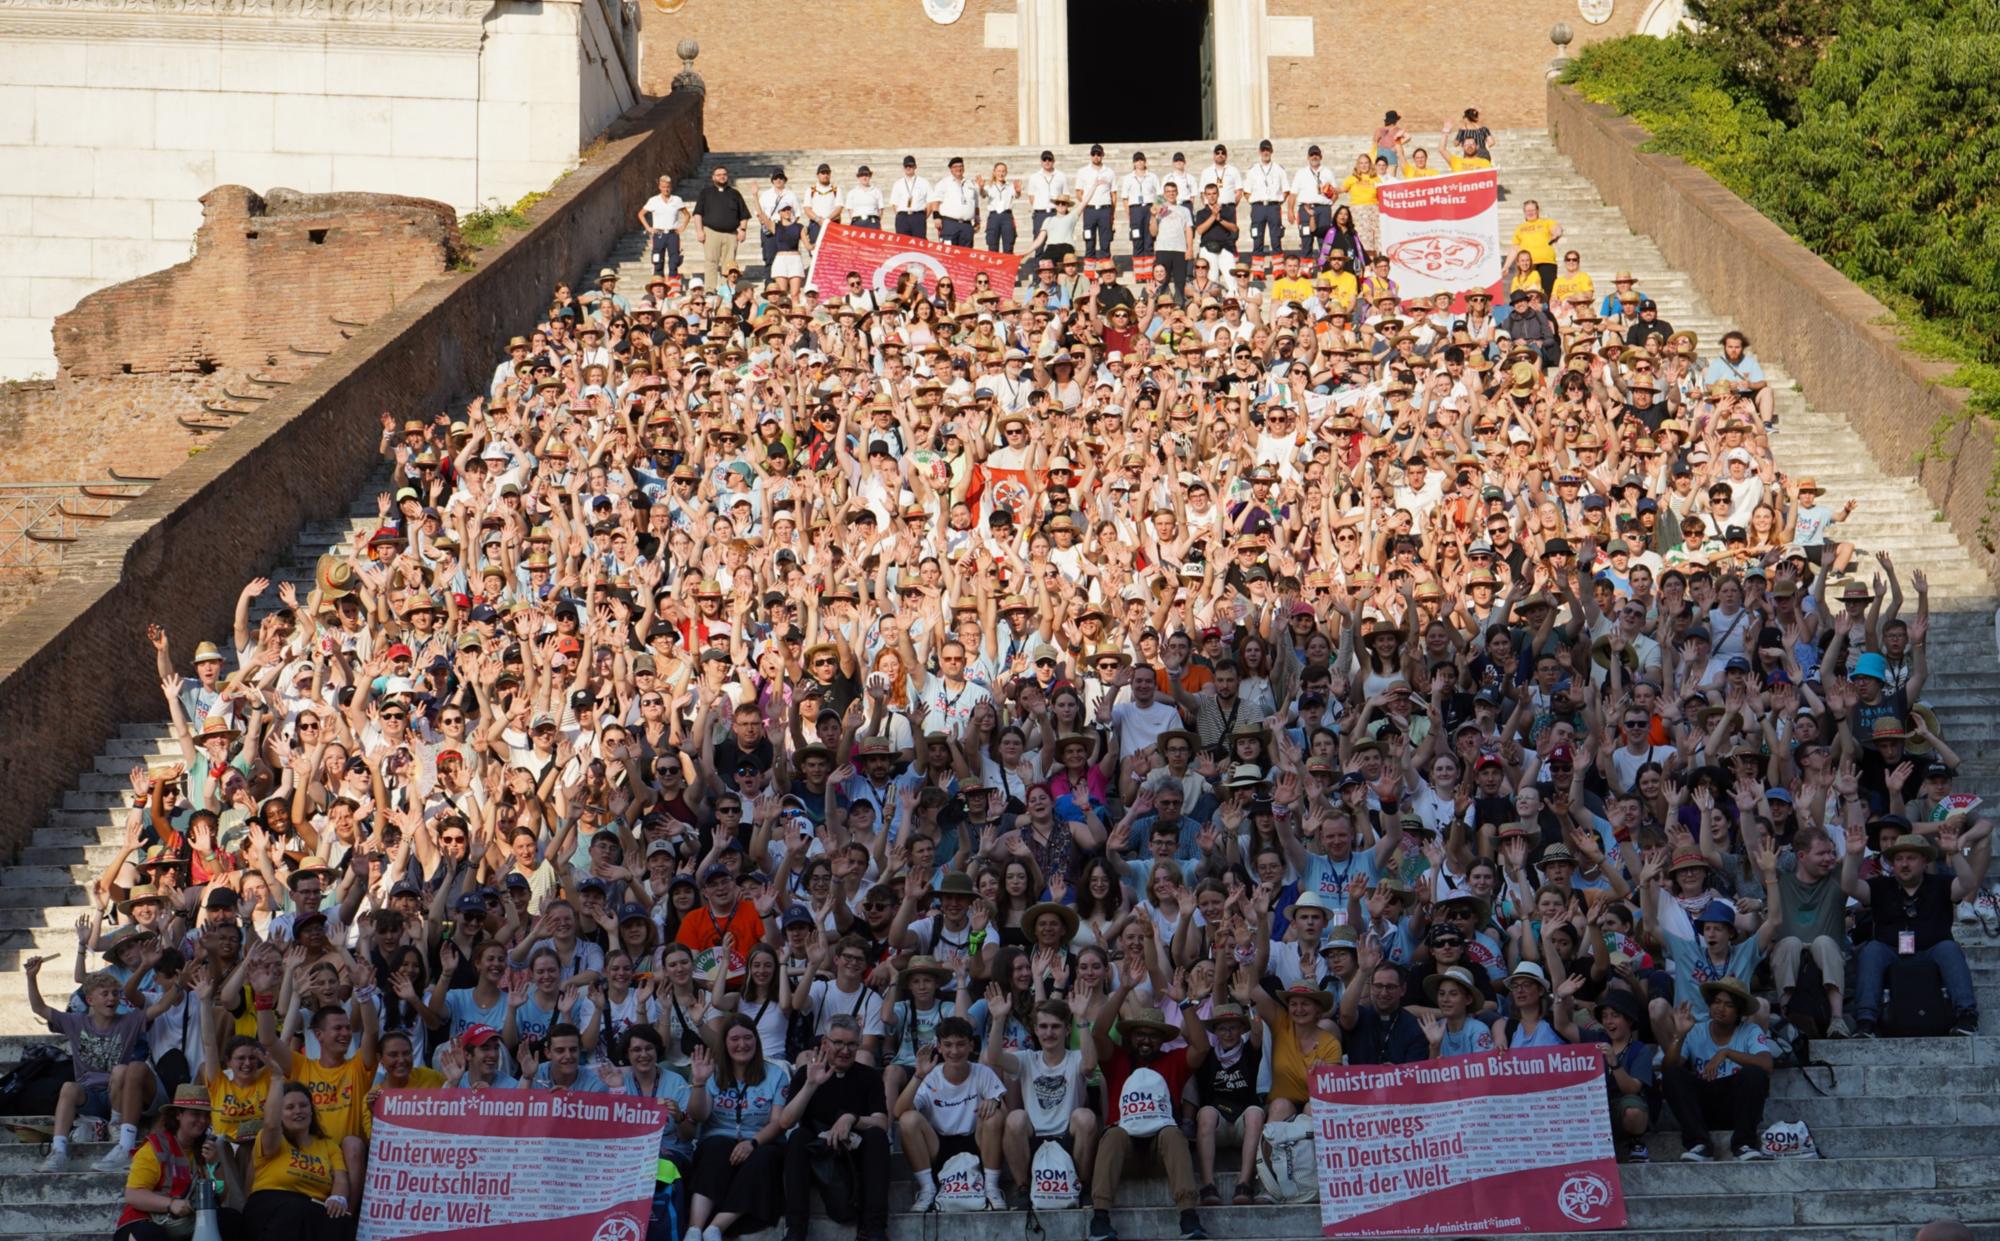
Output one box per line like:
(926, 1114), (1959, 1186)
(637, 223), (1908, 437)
(778, 1018), (892, 1241)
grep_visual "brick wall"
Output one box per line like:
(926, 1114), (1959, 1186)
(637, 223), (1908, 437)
(1548, 83), (2000, 584)
(642, 0), (1017, 151)
(0, 90), (707, 859)
(53, 188), (463, 380)
(1268, 0), (1637, 141)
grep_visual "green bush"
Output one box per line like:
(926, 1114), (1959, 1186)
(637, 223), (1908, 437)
(1562, 20), (2000, 414)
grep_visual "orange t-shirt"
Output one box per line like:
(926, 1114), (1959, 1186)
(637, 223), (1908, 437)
(675, 900), (767, 981)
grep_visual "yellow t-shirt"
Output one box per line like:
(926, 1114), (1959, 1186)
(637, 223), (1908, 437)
(1402, 164), (1444, 179)
(1508, 269), (1542, 295)
(362, 1066), (446, 1138)
(210, 1069), (271, 1142)
(1269, 276), (1315, 304)
(1341, 174), (1379, 207)
(1447, 154), (1494, 172)
(251, 1135), (344, 1200)
(292, 1054), (375, 1144)
(1512, 218), (1560, 265)
(1318, 271), (1360, 309)
(1552, 271), (1596, 305)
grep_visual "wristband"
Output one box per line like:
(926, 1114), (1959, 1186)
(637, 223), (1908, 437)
(354, 986), (380, 1002)
(254, 995), (276, 1011)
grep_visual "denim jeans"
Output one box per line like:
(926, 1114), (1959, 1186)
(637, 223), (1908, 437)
(1855, 938), (1978, 1022)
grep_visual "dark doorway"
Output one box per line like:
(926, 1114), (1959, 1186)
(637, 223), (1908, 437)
(1067, 0), (1208, 145)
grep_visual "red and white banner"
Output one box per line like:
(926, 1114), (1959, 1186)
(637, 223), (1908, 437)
(807, 222), (1019, 300)
(360, 1089), (666, 1241)
(1375, 170), (1502, 310)
(1310, 1046), (1626, 1236)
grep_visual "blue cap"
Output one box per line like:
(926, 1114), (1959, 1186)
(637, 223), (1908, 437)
(1637, 498), (1659, 513)
(1764, 787), (1793, 803)
(453, 893), (485, 913)
(700, 863), (734, 884)
(668, 873), (698, 891)
(504, 873), (530, 889)
(1725, 655), (1752, 672)
(580, 876), (609, 893)
(1694, 900), (1737, 929)
(617, 902), (651, 923)
(1852, 652), (1888, 682)
(468, 604), (498, 623)
(781, 905), (815, 929)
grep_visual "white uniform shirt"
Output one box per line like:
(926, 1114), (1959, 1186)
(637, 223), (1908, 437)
(641, 193), (686, 231)
(932, 174), (978, 221)
(806, 181), (841, 224)
(1291, 164), (1335, 204)
(1199, 163), (1245, 201)
(1162, 169), (1197, 203)
(844, 182), (885, 219)
(1246, 159), (1289, 203)
(1074, 163), (1115, 208)
(757, 186), (801, 228)
(1025, 168), (1069, 211)
(889, 175), (933, 215)
(981, 178), (1018, 214)
(1119, 171), (1160, 206)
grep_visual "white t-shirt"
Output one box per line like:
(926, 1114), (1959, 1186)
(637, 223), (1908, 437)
(913, 1062), (1007, 1136)
(1013, 1047), (1087, 1137)
(1111, 699), (1183, 759)
(807, 977), (886, 1040)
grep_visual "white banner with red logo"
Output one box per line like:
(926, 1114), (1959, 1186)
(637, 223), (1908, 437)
(360, 1089), (666, 1241)
(807, 222), (1019, 300)
(1310, 1046), (1626, 1236)
(1375, 170), (1502, 309)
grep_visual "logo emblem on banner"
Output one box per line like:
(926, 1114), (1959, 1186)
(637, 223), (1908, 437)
(1375, 171), (1502, 310)
(1384, 234), (1491, 280)
(1555, 1173), (1613, 1224)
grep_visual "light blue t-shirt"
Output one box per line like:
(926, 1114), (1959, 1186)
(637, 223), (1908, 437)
(698, 1062), (793, 1140)
(527, 1063), (608, 1092)
(1702, 353), (1765, 390)
(1679, 1018), (1774, 1080)
(621, 1070), (695, 1159)
(1301, 851), (1382, 910)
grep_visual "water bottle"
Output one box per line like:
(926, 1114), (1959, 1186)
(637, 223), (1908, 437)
(190, 1160), (223, 1241)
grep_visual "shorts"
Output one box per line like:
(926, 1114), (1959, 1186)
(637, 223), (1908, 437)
(1031, 1128), (1075, 1150)
(934, 1132), (981, 1170)
(1206, 1109), (1251, 1145)
(1612, 1094), (1649, 1119)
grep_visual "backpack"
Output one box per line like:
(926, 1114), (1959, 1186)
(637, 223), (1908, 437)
(0, 1044), (72, 1117)
(1759, 1120), (1821, 1159)
(1256, 1117), (1320, 1203)
(935, 1151), (986, 1212)
(1882, 955), (1952, 1038)
(1784, 955), (1832, 1042)
(806, 1138), (859, 1224)
(1115, 1067), (1176, 1137)
(1029, 1139), (1080, 1211)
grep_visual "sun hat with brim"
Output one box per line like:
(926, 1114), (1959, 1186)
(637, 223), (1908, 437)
(99, 925), (158, 956)
(1591, 633), (1638, 670)
(288, 864), (335, 888)
(1223, 763), (1269, 790)
(1698, 976), (1755, 1009)
(116, 885), (165, 915)
(165, 1083), (212, 1113)
(1278, 982), (1335, 1013)
(1054, 732), (1097, 757)
(1285, 891), (1337, 921)
(927, 871), (977, 900)
(1667, 851), (1714, 877)
(1536, 843), (1577, 869)
(1200, 1002), (1253, 1031)
(1320, 924), (1361, 954)
(1022, 901), (1081, 940)
(902, 955), (954, 981)
(1154, 729), (1199, 752)
(1118, 1007), (1180, 1038)
(1882, 833), (1939, 863)
(192, 715), (241, 743)
(1504, 961), (1550, 990)
(1424, 965), (1483, 1005)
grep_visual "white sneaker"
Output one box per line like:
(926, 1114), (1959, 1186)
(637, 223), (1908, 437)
(68, 1118), (103, 1144)
(37, 1148), (68, 1173)
(1958, 901), (1977, 923)
(702, 1226), (724, 1241)
(89, 1146), (131, 1175)
(910, 1182), (937, 1212)
(985, 1186), (1009, 1210)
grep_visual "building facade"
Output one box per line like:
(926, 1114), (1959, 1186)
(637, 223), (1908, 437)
(0, 0), (641, 378)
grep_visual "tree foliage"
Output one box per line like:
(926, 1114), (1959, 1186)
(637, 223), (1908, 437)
(1683, 0), (1847, 122)
(1563, 6), (2000, 403)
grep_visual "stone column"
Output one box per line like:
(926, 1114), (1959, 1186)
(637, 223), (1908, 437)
(1017, 0), (1069, 146)
(1210, 0), (1269, 139)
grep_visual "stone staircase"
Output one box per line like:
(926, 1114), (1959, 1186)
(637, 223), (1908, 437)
(1, 128), (1996, 1238)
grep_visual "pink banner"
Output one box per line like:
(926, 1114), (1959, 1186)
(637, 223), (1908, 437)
(358, 1089), (666, 1241)
(807, 222), (1019, 300)
(1310, 1046), (1626, 1236)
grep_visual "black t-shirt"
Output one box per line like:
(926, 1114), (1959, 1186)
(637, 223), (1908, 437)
(714, 733), (776, 777)
(1867, 871), (1954, 951)
(1622, 400), (1667, 432)
(1194, 1041), (1263, 1119)
(1193, 206), (1235, 252)
(784, 1061), (887, 1129)
(1625, 317), (1672, 346)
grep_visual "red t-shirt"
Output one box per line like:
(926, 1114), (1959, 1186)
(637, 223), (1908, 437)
(1101, 1044), (1191, 1129)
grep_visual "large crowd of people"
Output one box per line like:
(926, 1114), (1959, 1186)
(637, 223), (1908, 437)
(27, 116), (1995, 1241)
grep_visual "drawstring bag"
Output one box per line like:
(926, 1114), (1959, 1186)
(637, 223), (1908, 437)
(1759, 1120), (1820, 1159)
(1115, 1067), (1175, 1137)
(935, 1151), (986, 1212)
(1029, 1139), (1080, 1211)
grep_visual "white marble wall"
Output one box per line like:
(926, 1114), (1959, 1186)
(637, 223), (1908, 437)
(0, 0), (642, 380)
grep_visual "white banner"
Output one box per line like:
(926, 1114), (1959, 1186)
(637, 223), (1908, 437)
(1375, 170), (1502, 308)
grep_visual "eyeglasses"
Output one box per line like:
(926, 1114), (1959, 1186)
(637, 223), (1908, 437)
(641, 697), (664, 706)
(298, 721), (320, 731)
